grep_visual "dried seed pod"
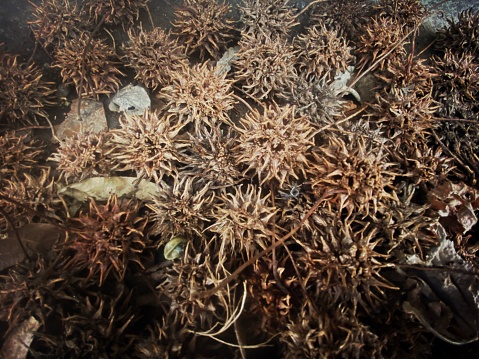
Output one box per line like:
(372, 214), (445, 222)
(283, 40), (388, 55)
(83, 0), (149, 26)
(234, 102), (316, 186)
(375, 0), (425, 30)
(436, 8), (479, 57)
(0, 54), (55, 125)
(0, 131), (45, 180)
(279, 74), (345, 125)
(0, 168), (60, 230)
(183, 126), (242, 187)
(233, 32), (297, 100)
(295, 24), (353, 81)
(147, 175), (215, 238)
(125, 26), (189, 90)
(53, 33), (124, 100)
(172, 0), (235, 60)
(29, 0), (91, 50)
(355, 14), (406, 71)
(309, 136), (398, 217)
(375, 54), (435, 97)
(431, 49), (479, 120)
(107, 111), (187, 182)
(159, 61), (235, 133)
(308, 0), (372, 40)
(207, 184), (276, 256)
(66, 195), (149, 285)
(238, 0), (298, 38)
(49, 130), (112, 183)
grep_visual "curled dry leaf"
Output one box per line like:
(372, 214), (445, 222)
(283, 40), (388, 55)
(58, 176), (159, 202)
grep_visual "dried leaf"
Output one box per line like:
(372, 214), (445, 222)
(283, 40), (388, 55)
(402, 239), (479, 344)
(58, 176), (159, 202)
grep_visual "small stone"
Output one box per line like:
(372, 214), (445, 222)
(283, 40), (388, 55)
(54, 98), (107, 142)
(108, 84), (150, 115)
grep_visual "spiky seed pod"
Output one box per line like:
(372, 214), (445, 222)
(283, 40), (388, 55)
(159, 62), (235, 133)
(436, 8), (479, 57)
(183, 126), (242, 187)
(375, 0), (426, 30)
(233, 103), (316, 186)
(370, 92), (437, 148)
(238, 0), (298, 38)
(0, 168), (61, 230)
(172, 0), (235, 60)
(297, 215), (392, 313)
(207, 184), (276, 256)
(431, 49), (479, 120)
(376, 54), (435, 98)
(279, 74), (345, 125)
(125, 26), (188, 90)
(0, 258), (70, 336)
(65, 195), (148, 285)
(355, 15), (406, 71)
(49, 130), (112, 183)
(147, 175), (215, 239)
(369, 92), (450, 185)
(53, 33), (124, 100)
(308, 0), (372, 40)
(108, 111), (187, 182)
(233, 32), (298, 100)
(0, 132), (45, 180)
(281, 305), (385, 358)
(29, 0), (91, 50)
(83, 0), (149, 26)
(295, 24), (353, 81)
(309, 136), (397, 217)
(0, 54), (55, 125)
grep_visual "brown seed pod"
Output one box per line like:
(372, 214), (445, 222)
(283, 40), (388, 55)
(0, 54), (55, 125)
(436, 8), (479, 56)
(125, 26), (189, 90)
(295, 23), (353, 81)
(183, 126), (242, 187)
(207, 183), (276, 256)
(29, 0), (91, 50)
(172, 0), (235, 60)
(233, 102), (316, 186)
(233, 32), (298, 100)
(0, 131), (45, 180)
(281, 304), (385, 358)
(49, 130), (112, 183)
(147, 175), (215, 239)
(65, 195), (149, 285)
(431, 49), (479, 120)
(308, 0), (372, 40)
(278, 74), (345, 125)
(159, 61), (235, 133)
(375, 0), (425, 30)
(83, 0), (149, 26)
(107, 111), (187, 182)
(53, 33), (124, 100)
(0, 168), (60, 230)
(375, 54), (435, 97)
(309, 136), (398, 217)
(238, 0), (298, 38)
(355, 14), (407, 72)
